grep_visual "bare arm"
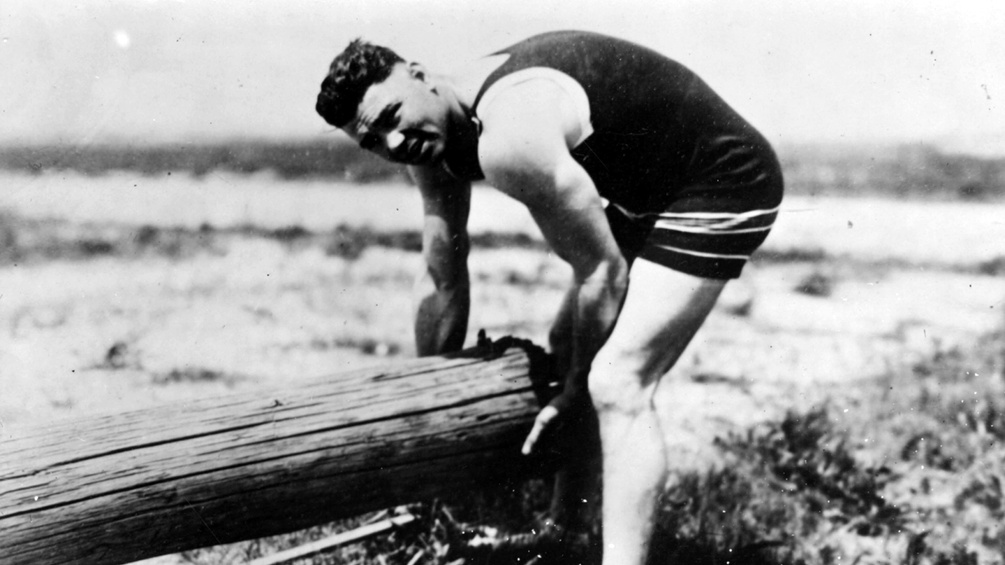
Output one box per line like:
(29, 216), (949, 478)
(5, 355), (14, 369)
(409, 164), (472, 356)
(479, 81), (628, 440)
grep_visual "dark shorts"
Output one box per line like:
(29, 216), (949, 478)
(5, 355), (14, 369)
(604, 149), (784, 280)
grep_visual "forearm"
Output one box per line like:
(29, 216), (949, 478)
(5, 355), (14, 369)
(409, 164), (472, 356)
(565, 256), (628, 395)
(414, 270), (470, 356)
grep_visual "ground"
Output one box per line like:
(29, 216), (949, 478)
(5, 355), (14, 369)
(2, 171), (1004, 563)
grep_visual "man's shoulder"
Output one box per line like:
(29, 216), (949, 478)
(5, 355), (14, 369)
(478, 79), (587, 167)
(475, 84), (588, 207)
(477, 89), (563, 176)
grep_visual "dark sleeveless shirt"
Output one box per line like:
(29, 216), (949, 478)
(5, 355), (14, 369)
(448, 30), (778, 216)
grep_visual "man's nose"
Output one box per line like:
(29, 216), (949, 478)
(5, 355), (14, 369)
(385, 130), (405, 152)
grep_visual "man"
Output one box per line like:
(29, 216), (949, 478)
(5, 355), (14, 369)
(316, 30), (783, 565)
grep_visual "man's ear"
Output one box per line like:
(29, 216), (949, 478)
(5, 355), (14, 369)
(408, 62), (428, 83)
(408, 61), (440, 93)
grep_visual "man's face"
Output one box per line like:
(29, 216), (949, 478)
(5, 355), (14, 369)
(342, 63), (450, 166)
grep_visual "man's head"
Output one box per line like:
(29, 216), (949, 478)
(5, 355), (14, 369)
(316, 39), (453, 166)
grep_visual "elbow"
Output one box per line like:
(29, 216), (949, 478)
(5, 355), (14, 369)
(420, 235), (471, 291)
(427, 262), (470, 294)
(415, 264), (470, 299)
(576, 253), (628, 291)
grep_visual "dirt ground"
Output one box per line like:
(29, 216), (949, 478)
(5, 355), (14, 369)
(2, 171), (1003, 445)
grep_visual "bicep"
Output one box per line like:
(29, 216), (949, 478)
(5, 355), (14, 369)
(524, 158), (621, 281)
(478, 96), (620, 281)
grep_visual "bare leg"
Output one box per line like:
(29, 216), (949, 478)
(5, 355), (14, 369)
(588, 259), (725, 565)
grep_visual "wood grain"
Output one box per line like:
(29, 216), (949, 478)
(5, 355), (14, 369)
(0, 342), (554, 565)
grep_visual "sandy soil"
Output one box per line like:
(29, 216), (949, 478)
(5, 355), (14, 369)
(2, 171), (1003, 464)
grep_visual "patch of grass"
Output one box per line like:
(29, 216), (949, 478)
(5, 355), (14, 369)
(754, 247), (829, 264)
(899, 389), (1005, 473)
(152, 367), (246, 386)
(648, 407), (903, 565)
(325, 336), (402, 356)
(851, 323), (1005, 564)
(0, 213), (553, 266)
(978, 256), (1005, 276)
(5, 141), (1003, 201)
(0, 140), (408, 182)
(795, 270), (836, 297)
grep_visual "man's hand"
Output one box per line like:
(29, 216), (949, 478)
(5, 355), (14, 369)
(521, 391), (591, 456)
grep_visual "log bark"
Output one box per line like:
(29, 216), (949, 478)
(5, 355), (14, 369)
(0, 340), (555, 565)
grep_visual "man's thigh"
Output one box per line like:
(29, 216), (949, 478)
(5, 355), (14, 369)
(593, 258), (726, 389)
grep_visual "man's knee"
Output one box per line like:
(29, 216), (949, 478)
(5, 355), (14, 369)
(588, 348), (654, 415)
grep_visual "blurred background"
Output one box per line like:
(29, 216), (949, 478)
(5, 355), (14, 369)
(2, 0), (1003, 150)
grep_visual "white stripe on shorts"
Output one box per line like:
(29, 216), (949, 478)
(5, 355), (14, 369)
(655, 205), (781, 230)
(652, 221), (773, 235)
(652, 243), (752, 261)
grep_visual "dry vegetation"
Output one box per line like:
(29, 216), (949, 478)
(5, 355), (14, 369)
(1, 163), (1004, 564)
(3, 140), (1004, 202)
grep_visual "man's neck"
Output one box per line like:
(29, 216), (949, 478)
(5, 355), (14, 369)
(438, 53), (511, 114)
(426, 55), (509, 177)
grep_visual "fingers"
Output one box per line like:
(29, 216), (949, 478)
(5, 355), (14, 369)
(521, 405), (559, 455)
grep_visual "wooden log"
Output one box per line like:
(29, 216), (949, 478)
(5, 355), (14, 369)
(0, 339), (555, 565)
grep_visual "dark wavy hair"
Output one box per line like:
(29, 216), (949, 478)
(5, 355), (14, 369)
(316, 39), (405, 128)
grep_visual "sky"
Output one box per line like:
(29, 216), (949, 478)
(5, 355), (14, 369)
(1, 0), (1003, 153)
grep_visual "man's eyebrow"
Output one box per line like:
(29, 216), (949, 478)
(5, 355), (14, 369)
(373, 101), (402, 128)
(353, 101), (401, 149)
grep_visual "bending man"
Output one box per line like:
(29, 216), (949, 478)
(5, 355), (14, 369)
(316, 30), (783, 565)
